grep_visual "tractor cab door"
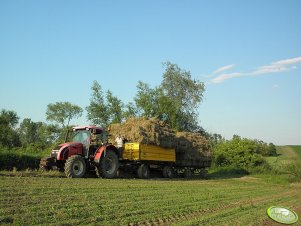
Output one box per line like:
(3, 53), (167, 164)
(72, 130), (90, 157)
(81, 132), (90, 157)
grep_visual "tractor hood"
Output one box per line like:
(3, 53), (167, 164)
(51, 142), (84, 160)
(52, 142), (83, 151)
(58, 142), (83, 149)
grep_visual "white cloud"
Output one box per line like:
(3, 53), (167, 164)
(211, 73), (243, 83)
(252, 56), (301, 75)
(213, 64), (235, 74)
(210, 56), (301, 84)
(273, 56), (301, 66)
(252, 65), (289, 75)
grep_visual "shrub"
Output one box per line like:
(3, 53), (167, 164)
(213, 135), (268, 172)
(0, 147), (49, 170)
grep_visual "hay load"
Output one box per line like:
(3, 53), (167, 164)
(109, 117), (176, 148)
(175, 132), (212, 158)
(175, 132), (212, 166)
(109, 117), (213, 165)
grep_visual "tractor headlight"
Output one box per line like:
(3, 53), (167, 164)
(51, 150), (59, 158)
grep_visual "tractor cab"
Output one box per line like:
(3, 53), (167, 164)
(68, 126), (106, 158)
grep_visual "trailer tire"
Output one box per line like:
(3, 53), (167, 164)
(162, 166), (174, 179)
(137, 164), (150, 179)
(65, 155), (86, 178)
(184, 168), (193, 178)
(199, 168), (208, 178)
(98, 150), (119, 179)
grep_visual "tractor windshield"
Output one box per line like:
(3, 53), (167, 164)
(71, 130), (90, 146)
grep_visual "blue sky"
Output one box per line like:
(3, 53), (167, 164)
(0, 1), (300, 145)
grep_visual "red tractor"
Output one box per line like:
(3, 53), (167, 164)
(40, 126), (120, 178)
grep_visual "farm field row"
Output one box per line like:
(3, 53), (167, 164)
(1, 174), (300, 225)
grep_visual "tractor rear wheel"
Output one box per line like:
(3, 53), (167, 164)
(65, 155), (86, 178)
(162, 166), (174, 179)
(98, 150), (119, 179)
(137, 164), (150, 179)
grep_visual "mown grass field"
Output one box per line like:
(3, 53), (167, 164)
(1, 146), (301, 226)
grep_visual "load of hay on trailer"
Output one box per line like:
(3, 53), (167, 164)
(109, 117), (213, 169)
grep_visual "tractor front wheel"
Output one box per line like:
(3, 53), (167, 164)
(65, 155), (86, 178)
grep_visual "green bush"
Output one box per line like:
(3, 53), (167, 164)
(0, 147), (49, 170)
(0, 152), (41, 170)
(213, 135), (269, 172)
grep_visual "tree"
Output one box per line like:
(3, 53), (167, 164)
(106, 90), (124, 124)
(18, 118), (50, 148)
(134, 62), (205, 131)
(267, 143), (277, 156)
(161, 62), (205, 131)
(19, 118), (39, 146)
(86, 81), (125, 127)
(134, 81), (159, 118)
(0, 109), (20, 147)
(123, 102), (138, 119)
(86, 81), (109, 126)
(46, 102), (83, 128)
(210, 133), (225, 145)
(45, 124), (65, 144)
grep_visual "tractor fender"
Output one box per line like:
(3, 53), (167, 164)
(94, 144), (118, 164)
(57, 142), (83, 160)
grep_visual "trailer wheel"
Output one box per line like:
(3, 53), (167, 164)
(162, 166), (174, 179)
(199, 168), (208, 178)
(137, 164), (150, 179)
(184, 168), (193, 178)
(65, 155), (86, 178)
(98, 150), (119, 179)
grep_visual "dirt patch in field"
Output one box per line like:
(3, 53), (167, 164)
(235, 176), (259, 181)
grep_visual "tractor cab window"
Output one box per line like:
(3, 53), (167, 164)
(72, 130), (90, 146)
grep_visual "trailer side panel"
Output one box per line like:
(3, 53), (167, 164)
(123, 143), (175, 163)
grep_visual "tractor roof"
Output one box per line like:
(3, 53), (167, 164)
(73, 126), (104, 133)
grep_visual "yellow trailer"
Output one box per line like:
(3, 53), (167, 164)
(123, 143), (175, 163)
(121, 143), (176, 179)
(120, 143), (209, 179)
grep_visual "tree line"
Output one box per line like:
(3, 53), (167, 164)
(0, 61), (277, 173)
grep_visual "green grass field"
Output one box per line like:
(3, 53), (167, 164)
(290, 145), (301, 158)
(1, 146), (300, 226)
